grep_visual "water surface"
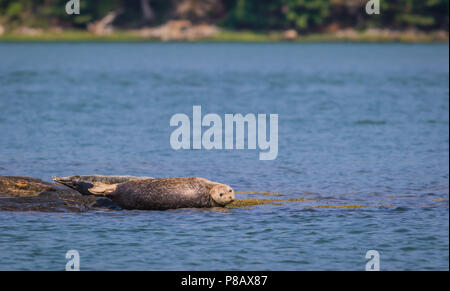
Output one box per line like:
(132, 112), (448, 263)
(0, 43), (448, 270)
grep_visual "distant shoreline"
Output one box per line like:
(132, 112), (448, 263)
(0, 29), (448, 43)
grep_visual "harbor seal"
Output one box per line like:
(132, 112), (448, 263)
(53, 176), (235, 210)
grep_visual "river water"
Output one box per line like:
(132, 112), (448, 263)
(0, 43), (448, 270)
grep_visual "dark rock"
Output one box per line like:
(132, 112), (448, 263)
(0, 176), (120, 212)
(90, 197), (121, 210)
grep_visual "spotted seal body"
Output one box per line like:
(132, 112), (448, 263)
(54, 176), (235, 210)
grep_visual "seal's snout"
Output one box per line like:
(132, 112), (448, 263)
(228, 189), (235, 202)
(219, 190), (234, 201)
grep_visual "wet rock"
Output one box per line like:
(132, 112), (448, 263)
(0, 176), (119, 212)
(430, 30), (448, 41)
(0, 195), (89, 212)
(335, 28), (359, 40)
(14, 27), (43, 36)
(87, 11), (120, 35)
(91, 197), (121, 209)
(138, 20), (219, 41)
(283, 29), (298, 41)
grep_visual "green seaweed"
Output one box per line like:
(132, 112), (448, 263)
(432, 198), (448, 202)
(227, 197), (316, 209)
(299, 205), (368, 209)
(236, 191), (287, 196)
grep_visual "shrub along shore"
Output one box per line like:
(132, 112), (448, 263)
(0, 28), (448, 43)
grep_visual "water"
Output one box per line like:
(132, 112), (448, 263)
(0, 43), (448, 270)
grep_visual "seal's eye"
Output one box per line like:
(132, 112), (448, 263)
(220, 193), (224, 197)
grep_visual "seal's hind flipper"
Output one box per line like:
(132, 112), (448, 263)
(53, 176), (118, 196)
(53, 175), (150, 196)
(53, 175), (95, 195)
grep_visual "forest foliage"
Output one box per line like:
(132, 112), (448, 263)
(0, 0), (448, 32)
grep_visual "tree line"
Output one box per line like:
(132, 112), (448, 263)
(0, 0), (448, 32)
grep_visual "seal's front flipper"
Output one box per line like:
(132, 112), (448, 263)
(88, 182), (118, 196)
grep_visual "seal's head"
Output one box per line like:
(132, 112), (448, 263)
(210, 184), (235, 206)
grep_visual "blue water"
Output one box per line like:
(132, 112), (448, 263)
(0, 43), (448, 270)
